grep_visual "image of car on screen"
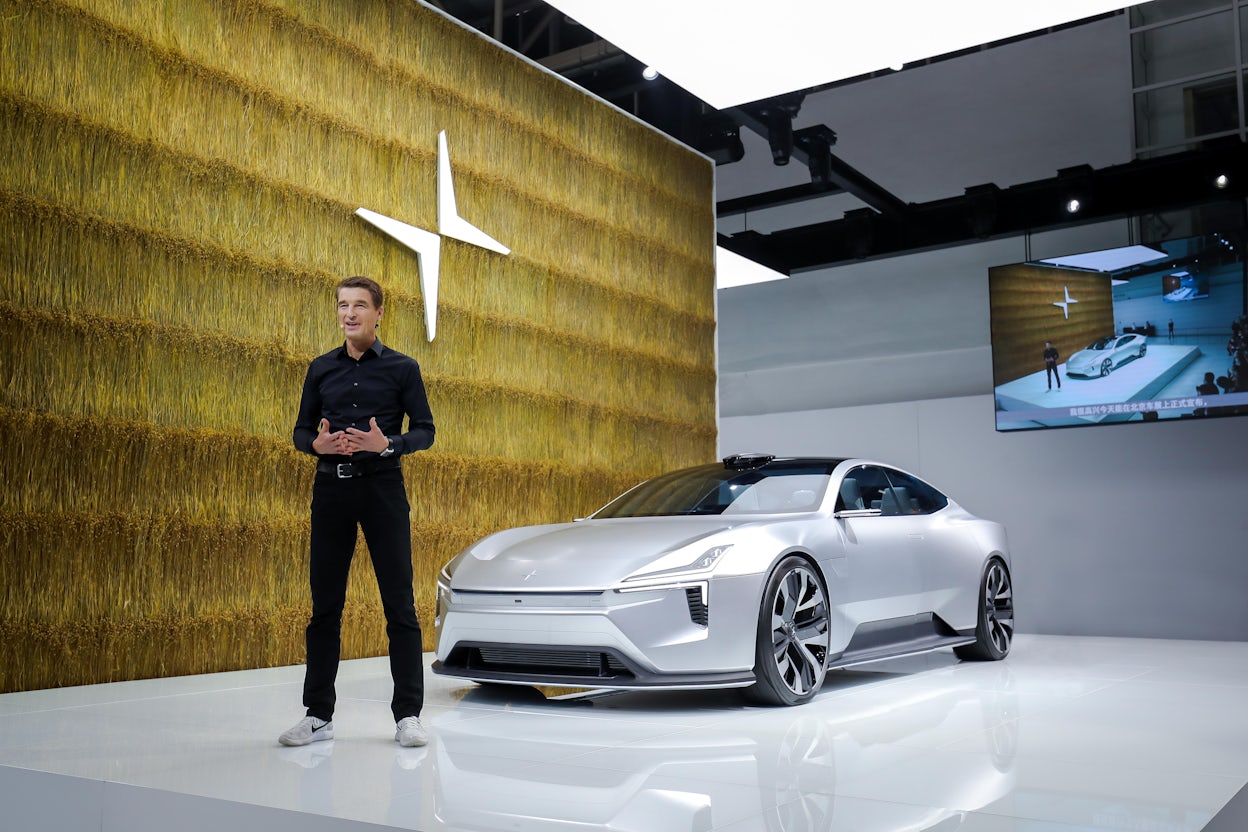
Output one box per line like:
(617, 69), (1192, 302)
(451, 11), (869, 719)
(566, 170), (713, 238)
(1065, 333), (1147, 378)
(433, 454), (1014, 707)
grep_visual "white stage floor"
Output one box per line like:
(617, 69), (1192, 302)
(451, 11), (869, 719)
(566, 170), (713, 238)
(3, 635), (1247, 831)
(995, 345), (1206, 428)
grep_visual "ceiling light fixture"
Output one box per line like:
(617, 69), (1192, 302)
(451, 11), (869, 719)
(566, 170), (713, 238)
(1065, 198), (1081, 214)
(1039, 245), (1166, 272)
(794, 125), (838, 186)
(748, 99), (801, 166)
(641, 66), (659, 80)
(1214, 173), (1229, 189)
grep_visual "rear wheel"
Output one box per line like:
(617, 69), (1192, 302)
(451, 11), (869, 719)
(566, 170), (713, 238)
(955, 558), (1014, 661)
(748, 557), (830, 706)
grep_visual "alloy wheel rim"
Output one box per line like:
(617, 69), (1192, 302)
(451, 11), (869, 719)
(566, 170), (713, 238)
(770, 566), (830, 695)
(984, 561), (1014, 655)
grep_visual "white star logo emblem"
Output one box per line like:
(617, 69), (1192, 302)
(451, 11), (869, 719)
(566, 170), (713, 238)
(1052, 285), (1079, 319)
(355, 131), (510, 341)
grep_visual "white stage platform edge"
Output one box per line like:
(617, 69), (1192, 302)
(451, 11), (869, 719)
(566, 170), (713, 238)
(2, 635), (1247, 831)
(994, 344), (1210, 428)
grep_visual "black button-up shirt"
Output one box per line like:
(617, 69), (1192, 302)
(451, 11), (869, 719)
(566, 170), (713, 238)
(293, 338), (435, 462)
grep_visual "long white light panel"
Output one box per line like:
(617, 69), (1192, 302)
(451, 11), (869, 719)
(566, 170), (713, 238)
(545, 0), (1152, 109)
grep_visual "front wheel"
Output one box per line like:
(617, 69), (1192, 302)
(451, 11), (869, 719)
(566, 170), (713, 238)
(955, 558), (1014, 661)
(1100, 358), (1113, 376)
(747, 556), (831, 706)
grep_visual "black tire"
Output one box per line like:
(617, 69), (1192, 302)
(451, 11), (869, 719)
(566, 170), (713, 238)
(955, 558), (1014, 661)
(1139, 344), (1147, 358)
(747, 556), (831, 706)
(1100, 358), (1112, 377)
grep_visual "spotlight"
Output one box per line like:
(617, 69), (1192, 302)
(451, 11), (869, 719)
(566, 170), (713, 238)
(745, 96), (803, 166)
(793, 125), (838, 186)
(739, 94), (804, 167)
(1057, 164), (1092, 218)
(1214, 173), (1229, 189)
(641, 66), (659, 81)
(765, 112), (794, 166)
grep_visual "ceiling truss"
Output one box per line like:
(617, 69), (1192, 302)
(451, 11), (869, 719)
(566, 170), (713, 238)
(435, 1), (1248, 273)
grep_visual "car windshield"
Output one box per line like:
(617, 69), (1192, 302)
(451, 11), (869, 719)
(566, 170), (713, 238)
(592, 463), (835, 518)
(1086, 336), (1115, 350)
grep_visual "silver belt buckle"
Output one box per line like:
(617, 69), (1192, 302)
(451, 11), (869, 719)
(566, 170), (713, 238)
(335, 463), (354, 479)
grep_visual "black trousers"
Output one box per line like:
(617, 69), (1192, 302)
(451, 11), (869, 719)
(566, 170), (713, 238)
(303, 468), (423, 722)
(1046, 363), (1061, 388)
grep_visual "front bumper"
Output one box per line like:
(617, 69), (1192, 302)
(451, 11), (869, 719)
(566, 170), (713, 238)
(434, 575), (761, 689)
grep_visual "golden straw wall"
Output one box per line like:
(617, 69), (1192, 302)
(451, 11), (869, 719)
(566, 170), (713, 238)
(988, 264), (1113, 385)
(0, 0), (717, 692)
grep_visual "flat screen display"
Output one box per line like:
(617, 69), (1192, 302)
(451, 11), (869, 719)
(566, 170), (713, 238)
(988, 231), (1247, 431)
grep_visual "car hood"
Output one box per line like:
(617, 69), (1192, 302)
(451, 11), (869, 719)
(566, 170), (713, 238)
(1067, 348), (1106, 365)
(450, 516), (754, 592)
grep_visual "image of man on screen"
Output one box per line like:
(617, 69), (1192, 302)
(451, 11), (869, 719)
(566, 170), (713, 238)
(1043, 341), (1061, 391)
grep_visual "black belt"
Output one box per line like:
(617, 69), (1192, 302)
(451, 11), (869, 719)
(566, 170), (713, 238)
(316, 460), (399, 479)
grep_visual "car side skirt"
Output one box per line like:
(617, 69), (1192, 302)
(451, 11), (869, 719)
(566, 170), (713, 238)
(827, 613), (976, 669)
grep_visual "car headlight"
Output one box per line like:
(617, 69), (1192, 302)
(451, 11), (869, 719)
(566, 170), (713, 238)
(435, 560), (456, 628)
(617, 544), (732, 592)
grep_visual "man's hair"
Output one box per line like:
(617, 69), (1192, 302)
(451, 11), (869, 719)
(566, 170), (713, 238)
(336, 275), (383, 309)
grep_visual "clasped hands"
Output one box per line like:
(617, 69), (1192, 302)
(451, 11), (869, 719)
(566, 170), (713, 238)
(312, 417), (388, 456)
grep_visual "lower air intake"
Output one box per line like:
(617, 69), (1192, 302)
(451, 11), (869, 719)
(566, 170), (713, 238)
(470, 646), (633, 678)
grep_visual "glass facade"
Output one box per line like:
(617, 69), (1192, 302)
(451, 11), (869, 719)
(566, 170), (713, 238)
(1131, 0), (1247, 155)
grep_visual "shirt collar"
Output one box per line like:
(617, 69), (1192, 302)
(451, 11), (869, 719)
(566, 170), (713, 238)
(337, 337), (386, 360)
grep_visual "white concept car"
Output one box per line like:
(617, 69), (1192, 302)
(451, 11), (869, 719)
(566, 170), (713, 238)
(1065, 333), (1147, 378)
(433, 454), (1014, 706)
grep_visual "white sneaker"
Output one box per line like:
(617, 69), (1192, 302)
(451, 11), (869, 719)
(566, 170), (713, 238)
(395, 716), (428, 747)
(279, 716), (333, 746)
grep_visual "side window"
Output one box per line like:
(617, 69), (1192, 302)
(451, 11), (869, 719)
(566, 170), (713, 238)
(882, 469), (949, 515)
(836, 465), (891, 512)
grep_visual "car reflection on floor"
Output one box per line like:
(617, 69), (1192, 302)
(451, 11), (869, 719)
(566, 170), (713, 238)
(432, 660), (1020, 832)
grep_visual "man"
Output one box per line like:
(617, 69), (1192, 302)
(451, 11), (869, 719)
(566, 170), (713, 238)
(1043, 341), (1061, 391)
(280, 276), (435, 748)
(1196, 371), (1219, 396)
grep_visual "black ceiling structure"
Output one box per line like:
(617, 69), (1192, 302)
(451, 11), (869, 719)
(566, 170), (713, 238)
(719, 136), (1248, 273)
(434, 0), (1248, 274)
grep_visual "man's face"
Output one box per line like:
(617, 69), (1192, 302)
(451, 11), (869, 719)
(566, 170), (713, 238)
(337, 287), (382, 340)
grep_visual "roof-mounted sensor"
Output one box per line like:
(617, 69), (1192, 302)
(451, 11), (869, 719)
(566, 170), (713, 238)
(722, 453), (775, 470)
